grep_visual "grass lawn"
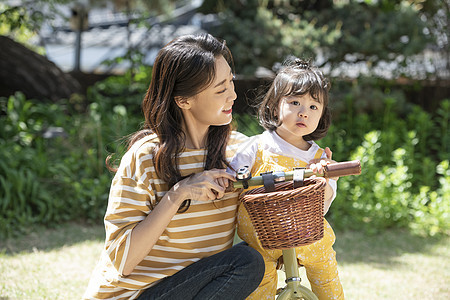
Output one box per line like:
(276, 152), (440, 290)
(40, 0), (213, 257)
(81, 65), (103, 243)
(1, 222), (449, 299)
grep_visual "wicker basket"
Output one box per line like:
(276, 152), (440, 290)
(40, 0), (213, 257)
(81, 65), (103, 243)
(239, 178), (326, 250)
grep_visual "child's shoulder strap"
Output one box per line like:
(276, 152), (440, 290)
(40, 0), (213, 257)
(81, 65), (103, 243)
(314, 147), (324, 160)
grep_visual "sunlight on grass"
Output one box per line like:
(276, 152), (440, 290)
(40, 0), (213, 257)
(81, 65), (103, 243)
(0, 240), (103, 299)
(0, 223), (104, 299)
(277, 230), (450, 299)
(336, 229), (450, 299)
(1, 223), (449, 299)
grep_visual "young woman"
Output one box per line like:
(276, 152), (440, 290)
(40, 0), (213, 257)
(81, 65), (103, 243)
(230, 58), (344, 299)
(83, 33), (264, 300)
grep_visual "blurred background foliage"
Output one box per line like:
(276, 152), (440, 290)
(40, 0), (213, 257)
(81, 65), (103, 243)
(0, 0), (449, 238)
(201, 0), (448, 77)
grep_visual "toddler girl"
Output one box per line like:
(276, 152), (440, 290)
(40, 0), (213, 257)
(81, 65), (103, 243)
(231, 58), (344, 299)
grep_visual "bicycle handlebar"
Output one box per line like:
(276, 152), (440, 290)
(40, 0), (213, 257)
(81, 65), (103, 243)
(231, 160), (361, 189)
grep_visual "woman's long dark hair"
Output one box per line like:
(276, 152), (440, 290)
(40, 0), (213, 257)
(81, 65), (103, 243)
(120, 34), (234, 209)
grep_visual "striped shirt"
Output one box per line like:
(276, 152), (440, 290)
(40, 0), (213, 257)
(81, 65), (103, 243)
(83, 131), (247, 299)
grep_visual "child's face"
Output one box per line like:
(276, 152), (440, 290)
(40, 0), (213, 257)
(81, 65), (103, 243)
(276, 94), (324, 149)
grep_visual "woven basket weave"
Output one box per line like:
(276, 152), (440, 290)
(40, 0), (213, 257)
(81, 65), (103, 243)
(239, 178), (326, 250)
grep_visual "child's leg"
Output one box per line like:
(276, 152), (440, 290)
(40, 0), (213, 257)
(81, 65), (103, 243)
(304, 246), (344, 300)
(297, 220), (344, 300)
(237, 205), (280, 299)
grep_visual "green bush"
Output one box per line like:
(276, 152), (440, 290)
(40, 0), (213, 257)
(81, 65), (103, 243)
(235, 97), (449, 236)
(0, 82), (143, 237)
(329, 131), (449, 236)
(1, 71), (448, 237)
(322, 99), (449, 236)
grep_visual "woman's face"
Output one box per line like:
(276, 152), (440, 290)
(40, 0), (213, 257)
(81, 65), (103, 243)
(182, 55), (236, 129)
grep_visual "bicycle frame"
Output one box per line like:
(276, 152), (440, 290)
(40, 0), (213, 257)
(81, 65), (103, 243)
(277, 249), (318, 300)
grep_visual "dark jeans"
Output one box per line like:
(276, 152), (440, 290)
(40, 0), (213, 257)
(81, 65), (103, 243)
(137, 242), (264, 300)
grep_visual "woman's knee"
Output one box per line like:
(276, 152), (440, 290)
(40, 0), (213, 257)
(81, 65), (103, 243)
(232, 243), (265, 281)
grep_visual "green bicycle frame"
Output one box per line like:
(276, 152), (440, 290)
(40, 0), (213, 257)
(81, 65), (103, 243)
(277, 248), (318, 300)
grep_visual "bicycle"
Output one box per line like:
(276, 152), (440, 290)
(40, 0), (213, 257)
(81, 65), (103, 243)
(232, 160), (362, 300)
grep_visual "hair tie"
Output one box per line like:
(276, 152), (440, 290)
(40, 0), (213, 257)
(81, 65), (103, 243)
(294, 58), (310, 70)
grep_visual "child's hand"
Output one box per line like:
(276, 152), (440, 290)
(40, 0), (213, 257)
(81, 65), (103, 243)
(307, 147), (338, 181)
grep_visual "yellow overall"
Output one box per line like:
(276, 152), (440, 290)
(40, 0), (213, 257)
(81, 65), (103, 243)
(237, 145), (344, 300)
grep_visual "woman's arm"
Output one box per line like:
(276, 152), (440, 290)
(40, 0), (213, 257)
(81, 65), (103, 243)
(122, 169), (235, 275)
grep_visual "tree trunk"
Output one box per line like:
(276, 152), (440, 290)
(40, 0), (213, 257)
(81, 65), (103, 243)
(0, 35), (82, 102)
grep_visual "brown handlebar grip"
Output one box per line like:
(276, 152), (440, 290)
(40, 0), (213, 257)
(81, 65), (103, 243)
(323, 160), (361, 178)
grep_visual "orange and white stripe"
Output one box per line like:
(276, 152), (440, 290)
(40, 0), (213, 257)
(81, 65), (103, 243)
(83, 132), (248, 300)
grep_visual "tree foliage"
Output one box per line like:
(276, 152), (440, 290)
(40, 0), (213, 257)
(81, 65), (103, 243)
(203, 0), (447, 77)
(315, 2), (430, 65)
(204, 0), (340, 75)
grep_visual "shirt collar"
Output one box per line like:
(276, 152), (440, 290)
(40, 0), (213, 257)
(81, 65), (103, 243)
(260, 130), (318, 160)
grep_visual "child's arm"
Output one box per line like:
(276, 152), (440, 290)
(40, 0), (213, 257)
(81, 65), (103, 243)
(308, 147), (338, 215)
(227, 136), (259, 176)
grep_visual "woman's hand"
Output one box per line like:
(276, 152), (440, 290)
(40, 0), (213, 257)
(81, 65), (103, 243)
(123, 169), (234, 276)
(172, 169), (236, 203)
